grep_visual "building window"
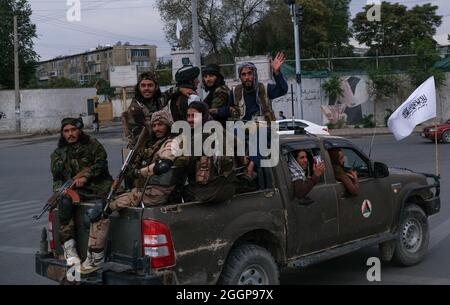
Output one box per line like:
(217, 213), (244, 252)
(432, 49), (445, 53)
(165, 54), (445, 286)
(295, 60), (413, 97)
(131, 49), (149, 57)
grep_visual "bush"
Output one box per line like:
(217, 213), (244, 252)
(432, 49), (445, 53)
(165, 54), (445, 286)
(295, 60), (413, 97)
(362, 114), (375, 128)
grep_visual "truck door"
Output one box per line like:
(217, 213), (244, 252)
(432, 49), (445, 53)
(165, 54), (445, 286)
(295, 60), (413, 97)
(324, 145), (392, 243)
(280, 141), (339, 255)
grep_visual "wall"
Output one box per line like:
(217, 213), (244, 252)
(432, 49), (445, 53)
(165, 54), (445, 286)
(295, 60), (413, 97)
(0, 88), (96, 134)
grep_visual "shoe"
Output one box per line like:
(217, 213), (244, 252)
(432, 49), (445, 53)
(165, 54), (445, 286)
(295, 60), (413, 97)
(81, 249), (104, 273)
(62, 239), (81, 266)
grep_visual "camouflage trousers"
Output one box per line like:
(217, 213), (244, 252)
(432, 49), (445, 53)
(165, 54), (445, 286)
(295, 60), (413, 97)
(87, 185), (173, 250)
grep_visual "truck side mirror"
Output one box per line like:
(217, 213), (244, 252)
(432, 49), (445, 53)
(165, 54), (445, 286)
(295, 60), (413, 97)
(374, 162), (389, 178)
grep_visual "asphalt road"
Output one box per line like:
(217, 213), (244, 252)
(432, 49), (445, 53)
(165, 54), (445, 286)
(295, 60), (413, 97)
(0, 129), (448, 285)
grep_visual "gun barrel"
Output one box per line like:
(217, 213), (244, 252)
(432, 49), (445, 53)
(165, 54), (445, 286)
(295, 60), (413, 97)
(33, 205), (50, 220)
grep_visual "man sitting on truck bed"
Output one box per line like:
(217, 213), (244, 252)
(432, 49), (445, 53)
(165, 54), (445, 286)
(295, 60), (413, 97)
(288, 149), (325, 199)
(81, 110), (188, 272)
(50, 117), (113, 267)
(182, 101), (237, 203)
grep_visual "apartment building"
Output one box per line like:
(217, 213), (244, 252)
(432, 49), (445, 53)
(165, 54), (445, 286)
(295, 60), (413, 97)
(36, 44), (157, 85)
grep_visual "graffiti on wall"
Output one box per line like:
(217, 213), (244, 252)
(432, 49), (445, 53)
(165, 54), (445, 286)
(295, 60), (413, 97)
(321, 76), (369, 125)
(0, 112), (6, 120)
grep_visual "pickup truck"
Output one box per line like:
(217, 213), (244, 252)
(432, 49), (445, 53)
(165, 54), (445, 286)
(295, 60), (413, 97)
(35, 134), (441, 285)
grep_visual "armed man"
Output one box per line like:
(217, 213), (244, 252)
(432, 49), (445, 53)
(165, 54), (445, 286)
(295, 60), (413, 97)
(225, 52), (288, 122)
(50, 117), (112, 267)
(122, 71), (192, 147)
(81, 110), (188, 272)
(182, 101), (236, 203)
(169, 64), (201, 121)
(201, 64), (231, 126)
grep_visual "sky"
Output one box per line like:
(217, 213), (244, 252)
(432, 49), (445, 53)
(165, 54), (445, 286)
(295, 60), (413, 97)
(27, 0), (450, 62)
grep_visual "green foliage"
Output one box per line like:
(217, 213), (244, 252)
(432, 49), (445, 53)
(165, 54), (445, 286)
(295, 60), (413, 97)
(384, 108), (393, 127)
(322, 74), (344, 102)
(0, 0), (38, 89)
(367, 70), (399, 99)
(95, 79), (115, 98)
(352, 2), (442, 57)
(46, 77), (79, 88)
(327, 118), (346, 129)
(156, 0), (353, 60)
(408, 38), (445, 88)
(362, 114), (375, 128)
(156, 70), (173, 86)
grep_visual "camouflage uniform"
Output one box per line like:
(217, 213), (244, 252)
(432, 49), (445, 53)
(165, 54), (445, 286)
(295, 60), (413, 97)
(51, 134), (112, 244)
(87, 110), (189, 251)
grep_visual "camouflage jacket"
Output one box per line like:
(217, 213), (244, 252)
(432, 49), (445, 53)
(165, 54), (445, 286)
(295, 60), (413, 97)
(122, 87), (179, 147)
(50, 135), (113, 199)
(204, 84), (230, 109)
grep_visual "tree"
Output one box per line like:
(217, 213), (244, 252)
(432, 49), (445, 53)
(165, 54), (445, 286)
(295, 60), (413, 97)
(367, 69), (399, 125)
(352, 2), (442, 56)
(322, 74), (344, 103)
(0, 0), (38, 89)
(155, 0), (229, 56)
(408, 38), (445, 88)
(155, 0), (265, 58)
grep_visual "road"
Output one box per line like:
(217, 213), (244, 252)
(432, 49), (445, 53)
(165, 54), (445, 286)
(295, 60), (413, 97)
(0, 129), (448, 284)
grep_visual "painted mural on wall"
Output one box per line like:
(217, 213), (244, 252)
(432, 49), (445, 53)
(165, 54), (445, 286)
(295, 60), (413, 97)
(321, 76), (370, 125)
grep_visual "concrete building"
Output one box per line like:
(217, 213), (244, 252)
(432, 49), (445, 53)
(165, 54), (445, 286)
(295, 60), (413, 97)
(36, 44), (157, 85)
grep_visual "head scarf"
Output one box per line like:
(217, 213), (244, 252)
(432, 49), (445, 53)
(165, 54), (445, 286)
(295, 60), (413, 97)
(150, 110), (174, 127)
(202, 64), (225, 92)
(288, 151), (308, 182)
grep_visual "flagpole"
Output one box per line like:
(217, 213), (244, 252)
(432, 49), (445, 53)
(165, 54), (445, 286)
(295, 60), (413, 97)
(435, 105), (440, 177)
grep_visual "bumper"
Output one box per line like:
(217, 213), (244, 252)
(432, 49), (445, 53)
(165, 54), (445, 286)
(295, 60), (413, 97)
(424, 196), (440, 216)
(35, 253), (166, 285)
(422, 131), (441, 140)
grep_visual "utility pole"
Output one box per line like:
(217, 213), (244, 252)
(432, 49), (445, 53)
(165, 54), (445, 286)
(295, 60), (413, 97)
(14, 15), (21, 133)
(292, 4), (303, 119)
(191, 0), (203, 98)
(285, 1), (303, 119)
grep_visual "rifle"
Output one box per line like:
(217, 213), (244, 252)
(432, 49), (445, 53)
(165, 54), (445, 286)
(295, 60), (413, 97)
(102, 127), (149, 217)
(33, 167), (90, 220)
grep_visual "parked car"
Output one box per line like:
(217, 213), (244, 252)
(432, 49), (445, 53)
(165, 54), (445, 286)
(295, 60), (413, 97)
(276, 119), (330, 135)
(35, 134), (440, 285)
(422, 119), (450, 143)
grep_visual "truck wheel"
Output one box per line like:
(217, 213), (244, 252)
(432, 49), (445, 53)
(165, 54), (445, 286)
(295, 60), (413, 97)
(442, 131), (450, 143)
(393, 204), (429, 266)
(218, 244), (279, 285)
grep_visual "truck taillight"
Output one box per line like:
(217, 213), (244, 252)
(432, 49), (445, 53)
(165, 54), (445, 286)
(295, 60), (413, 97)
(141, 219), (175, 269)
(48, 211), (55, 250)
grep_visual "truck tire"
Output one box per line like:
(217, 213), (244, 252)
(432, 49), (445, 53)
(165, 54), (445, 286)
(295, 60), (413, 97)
(218, 244), (279, 285)
(393, 204), (429, 266)
(442, 131), (450, 143)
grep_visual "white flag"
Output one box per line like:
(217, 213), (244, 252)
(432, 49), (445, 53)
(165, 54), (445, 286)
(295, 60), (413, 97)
(176, 19), (183, 41)
(388, 76), (436, 140)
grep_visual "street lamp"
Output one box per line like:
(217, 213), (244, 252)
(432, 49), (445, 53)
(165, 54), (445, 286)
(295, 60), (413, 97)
(284, 0), (303, 119)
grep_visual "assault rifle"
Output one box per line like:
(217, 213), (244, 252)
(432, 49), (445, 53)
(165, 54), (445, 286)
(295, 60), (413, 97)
(33, 167), (90, 220)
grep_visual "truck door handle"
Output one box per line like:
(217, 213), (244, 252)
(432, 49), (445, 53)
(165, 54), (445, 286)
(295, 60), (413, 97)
(297, 197), (315, 206)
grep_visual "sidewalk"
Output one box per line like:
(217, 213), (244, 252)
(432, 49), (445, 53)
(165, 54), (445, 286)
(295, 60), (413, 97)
(0, 121), (123, 141)
(330, 126), (423, 137)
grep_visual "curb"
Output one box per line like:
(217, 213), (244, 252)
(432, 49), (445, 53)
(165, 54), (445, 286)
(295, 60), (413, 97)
(0, 124), (122, 141)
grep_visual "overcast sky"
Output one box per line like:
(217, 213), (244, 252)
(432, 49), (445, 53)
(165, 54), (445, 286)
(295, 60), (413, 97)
(29, 0), (450, 61)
